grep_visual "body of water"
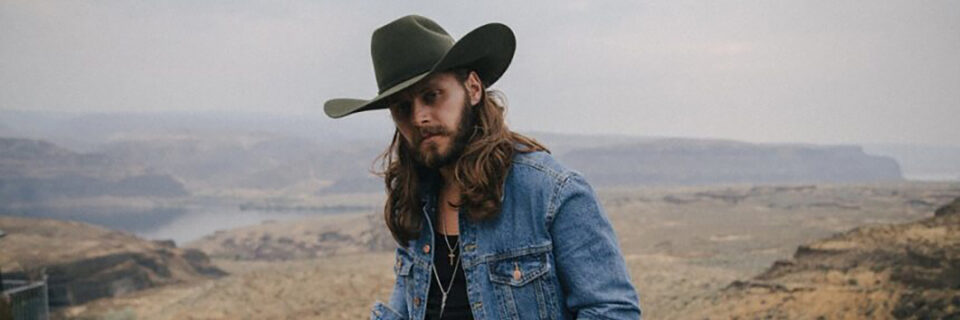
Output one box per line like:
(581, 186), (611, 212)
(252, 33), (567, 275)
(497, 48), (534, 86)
(0, 204), (373, 246)
(136, 205), (372, 245)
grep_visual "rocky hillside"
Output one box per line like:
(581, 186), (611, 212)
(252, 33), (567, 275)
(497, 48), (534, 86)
(0, 137), (189, 203)
(0, 216), (225, 306)
(0, 137), (192, 232)
(96, 134), (384, 194)
(42, 182), (960, 320)
(0, 137), (122, 177)
(675, 197), (960, 319)
(186, 213), (395, 261)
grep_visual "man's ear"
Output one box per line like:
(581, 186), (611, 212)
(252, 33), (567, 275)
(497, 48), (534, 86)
(465, 71), (483, 106)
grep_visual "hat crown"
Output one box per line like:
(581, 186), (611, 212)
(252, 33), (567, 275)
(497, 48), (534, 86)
(371, 15), (455, 93)
(324, 15), (514, 119)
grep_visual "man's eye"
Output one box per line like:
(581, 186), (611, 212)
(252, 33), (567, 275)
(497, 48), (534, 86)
(423, 90), (439, 103)
(393, 102), (411, 117)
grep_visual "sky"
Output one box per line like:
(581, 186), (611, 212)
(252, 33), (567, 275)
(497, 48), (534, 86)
(1, 1), (958, 146)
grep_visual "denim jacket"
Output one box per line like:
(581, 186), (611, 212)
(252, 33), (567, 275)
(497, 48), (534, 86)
(371, 151), (642, 319)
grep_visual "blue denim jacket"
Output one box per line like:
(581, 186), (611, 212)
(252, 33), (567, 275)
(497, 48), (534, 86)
(371, 151), (642, 319)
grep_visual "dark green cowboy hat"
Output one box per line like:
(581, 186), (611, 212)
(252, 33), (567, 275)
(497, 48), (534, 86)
(324, 15), (516, 119)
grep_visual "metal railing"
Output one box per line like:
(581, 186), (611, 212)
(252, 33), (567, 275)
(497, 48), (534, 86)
(2, 275), (49, 320)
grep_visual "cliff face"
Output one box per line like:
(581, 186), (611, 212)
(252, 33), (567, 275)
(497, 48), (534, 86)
(676, 197), (960, 319)
(562, 138), (903, 186)
(0, 216), (225, 306)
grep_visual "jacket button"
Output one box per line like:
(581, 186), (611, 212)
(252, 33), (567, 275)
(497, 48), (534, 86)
(422, 244), (430, 253)
(414, 297), (421, 306)
(513, 262), (522, 281)
(463, 243), (476, 252)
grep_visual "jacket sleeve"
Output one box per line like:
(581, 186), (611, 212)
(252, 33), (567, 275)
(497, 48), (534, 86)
(370, 249), (409, 320)
(549, 172), (642, 319)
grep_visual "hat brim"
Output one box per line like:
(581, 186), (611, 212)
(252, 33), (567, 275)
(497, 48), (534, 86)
(324, 23), (516, 119)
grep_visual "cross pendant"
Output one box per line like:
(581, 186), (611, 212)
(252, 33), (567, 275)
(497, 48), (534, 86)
(448, 252), (456, 265)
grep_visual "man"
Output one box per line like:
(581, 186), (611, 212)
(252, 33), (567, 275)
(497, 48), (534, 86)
(325, 15), (641, 320)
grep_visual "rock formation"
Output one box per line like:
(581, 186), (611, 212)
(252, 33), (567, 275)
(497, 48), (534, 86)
(187, 213), (396, 261)
(676, 196), (960, 319)
(0, 216), (225, 306)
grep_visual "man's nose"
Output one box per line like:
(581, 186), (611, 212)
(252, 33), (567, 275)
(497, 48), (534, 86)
(412, 99), (431, 125)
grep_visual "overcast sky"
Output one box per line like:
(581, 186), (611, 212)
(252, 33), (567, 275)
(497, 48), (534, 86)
(1, 1), (957, 146)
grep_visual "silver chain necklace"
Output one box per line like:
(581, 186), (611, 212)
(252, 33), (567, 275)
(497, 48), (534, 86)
(431, 250), (460, 318)
(440, 200), (459, 265)
(434, 201), (461, 318)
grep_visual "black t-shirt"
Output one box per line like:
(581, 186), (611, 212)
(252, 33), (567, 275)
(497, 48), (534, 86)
(426, 227), (473, 320)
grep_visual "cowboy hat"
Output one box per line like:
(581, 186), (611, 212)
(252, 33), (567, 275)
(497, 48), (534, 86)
(324, 15), (516, 119)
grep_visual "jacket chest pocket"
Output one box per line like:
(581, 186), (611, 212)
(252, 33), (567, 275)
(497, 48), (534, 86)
(487, 247), (560, 320)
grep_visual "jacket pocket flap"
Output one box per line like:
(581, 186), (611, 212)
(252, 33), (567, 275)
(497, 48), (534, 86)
(487, 250), (551, 286)
(394, 248), (413, 276)
(370, 301), (405, 320)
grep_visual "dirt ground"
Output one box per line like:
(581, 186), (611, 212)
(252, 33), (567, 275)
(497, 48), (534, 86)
(54, 181), (960, 319)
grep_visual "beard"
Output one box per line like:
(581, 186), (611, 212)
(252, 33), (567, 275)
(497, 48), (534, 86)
(409, 97), (476, 169)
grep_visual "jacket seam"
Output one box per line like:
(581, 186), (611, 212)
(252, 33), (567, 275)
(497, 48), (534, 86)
(512, 156), (567, 182)
(480, 242), (553, 262)
(545, 171), (576, 226)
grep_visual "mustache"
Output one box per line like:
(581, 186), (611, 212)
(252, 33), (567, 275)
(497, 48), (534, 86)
(416, 126), (450, 142)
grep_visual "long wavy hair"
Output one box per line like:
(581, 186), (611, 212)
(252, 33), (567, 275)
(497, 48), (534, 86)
(376, 69), (548, 246)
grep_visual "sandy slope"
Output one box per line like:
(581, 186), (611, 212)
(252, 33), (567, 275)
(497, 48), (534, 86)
(49, 182), (960, 319)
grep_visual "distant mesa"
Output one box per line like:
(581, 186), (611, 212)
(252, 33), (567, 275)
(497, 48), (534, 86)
(4, 109), (957, 187)
(560, 138), (903, 186)
(0, 216), (225, 306)
(0, 133), (910, 199)
(678, 196), (960, 319)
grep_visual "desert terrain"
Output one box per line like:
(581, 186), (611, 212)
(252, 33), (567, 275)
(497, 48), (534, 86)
(20, 181), (954, 319)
